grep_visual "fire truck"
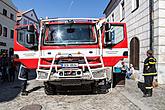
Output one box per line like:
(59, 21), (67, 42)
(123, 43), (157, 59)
(14, 18), (128, 94)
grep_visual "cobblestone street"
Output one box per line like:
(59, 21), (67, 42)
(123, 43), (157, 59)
(0, 78), (165, 110)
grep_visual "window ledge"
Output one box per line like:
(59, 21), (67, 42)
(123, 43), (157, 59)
(131, 7), (138, 13)
(120, 18), (125, 22)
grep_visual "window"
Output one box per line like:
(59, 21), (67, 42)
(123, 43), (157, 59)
(3, 27), (7, 37)
(10, 30), (14, 39)
(10, 13), (14, 20)
(0, 24), (2, 36)
(23, 19), (27, 25)
(132, 0), (139, 12)
(112, 13), (115, 22)
(120, 1), (125, 20)
(105, 24), (124, 45)
(18, 30), (24, 43)
(107, 18), (110, 22)
(3, 9), (7, 16)
(0, 42), (6, 46)
(17, 29), (37, 49)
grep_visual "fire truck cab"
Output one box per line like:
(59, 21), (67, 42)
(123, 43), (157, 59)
(14, 18), (128, 94)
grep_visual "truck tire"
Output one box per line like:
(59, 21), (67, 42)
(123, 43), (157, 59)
(44, 82), (55, 95)
(92, 80), (108, 94)
(91, 82), (99, 94)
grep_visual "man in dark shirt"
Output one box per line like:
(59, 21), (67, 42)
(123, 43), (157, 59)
(1, 52), (8, 82)
(143, 50), (157, 97)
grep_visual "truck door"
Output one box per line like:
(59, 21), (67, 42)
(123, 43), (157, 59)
(102, 23), (128, 66)
(14, 25), (39, 69)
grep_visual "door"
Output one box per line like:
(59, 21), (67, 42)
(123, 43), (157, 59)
(103, 23), (127, 66)
(130, 37), (139, 70)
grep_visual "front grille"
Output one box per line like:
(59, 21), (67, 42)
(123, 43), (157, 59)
(56, 57), (85, 64)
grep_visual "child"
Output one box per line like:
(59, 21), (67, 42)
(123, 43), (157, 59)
(126, 64), (135, 79)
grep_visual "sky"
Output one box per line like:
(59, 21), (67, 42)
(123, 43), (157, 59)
(12, 0), (110, 19)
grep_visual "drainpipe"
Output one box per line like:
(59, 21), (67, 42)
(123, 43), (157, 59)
(149, 0), (154, 50)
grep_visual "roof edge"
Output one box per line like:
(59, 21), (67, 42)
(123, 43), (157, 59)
(103, 0), (112, 14)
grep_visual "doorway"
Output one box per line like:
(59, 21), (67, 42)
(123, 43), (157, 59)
(130, 37), (140, 70)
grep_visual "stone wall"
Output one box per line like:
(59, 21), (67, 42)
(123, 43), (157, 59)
(157, 0), (165, 84)
(104, 0), (165, 84)
(0, 0), (17, 51)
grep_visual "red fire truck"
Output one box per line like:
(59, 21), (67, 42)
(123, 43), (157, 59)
(14, 18), (128, 94)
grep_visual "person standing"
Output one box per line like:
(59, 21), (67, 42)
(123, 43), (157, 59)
(143, 50), (157, 97)
(1, 52), (8, 82)
(8, 56), (16, 82)
(0, 54), (2, 77)
(20, 66), (29, 96)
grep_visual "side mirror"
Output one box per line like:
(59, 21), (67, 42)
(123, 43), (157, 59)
(104, 30), (112, 47)
(104, 41), (112, 48)
(27, 25), (35, 32)
(27, 34), (35, 44)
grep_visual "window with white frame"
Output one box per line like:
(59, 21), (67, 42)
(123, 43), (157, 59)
(112, 13), (114, 22)
(23, 19), (27, 25)
(107, 18), (110, 22)
(10, 13), (14, 20)
(3, 9), (7, 16)
(10, 30), (14, 39)
(132, 0), (139, 12)
(3, 27), (7, 37)
(120, 0), (125, 20)
(0, 24), (2, 36)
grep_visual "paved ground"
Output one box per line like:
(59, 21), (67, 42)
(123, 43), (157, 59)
(0, 78), (165, 110)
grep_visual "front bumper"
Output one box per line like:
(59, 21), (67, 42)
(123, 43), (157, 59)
(47, 79), (95, 86)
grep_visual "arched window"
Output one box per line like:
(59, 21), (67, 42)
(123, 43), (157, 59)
(130, 37), (140, 70)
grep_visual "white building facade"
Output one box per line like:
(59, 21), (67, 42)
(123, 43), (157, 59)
(104, 0), (165, 84)
(0, 0), (17, 55)
(17, 9), (39, 30)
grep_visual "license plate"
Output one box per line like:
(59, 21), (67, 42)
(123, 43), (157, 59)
(64, 71), (76, 76)
(61, 63), (78, 68)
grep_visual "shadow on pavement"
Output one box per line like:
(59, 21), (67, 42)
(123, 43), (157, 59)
(27, 86), (44, 94)
(0, 69), (37, 102)
(0, 78), (23, 102)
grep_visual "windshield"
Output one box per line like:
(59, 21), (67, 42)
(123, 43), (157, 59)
(43, 24), (97, 45)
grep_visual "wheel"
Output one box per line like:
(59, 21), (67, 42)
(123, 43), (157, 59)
(92, 80), (109, 94)
(91, 82), (99, 94)
(44, 82), (55, 95)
